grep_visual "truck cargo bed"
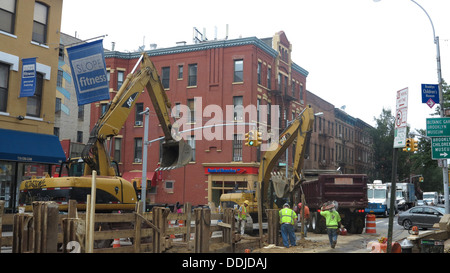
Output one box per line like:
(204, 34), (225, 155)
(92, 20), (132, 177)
(302, 174), (368, 209)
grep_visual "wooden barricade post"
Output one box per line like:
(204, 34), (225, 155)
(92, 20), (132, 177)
(266, 209), (280, 246)
(32, 201), (59, 253)
(12, 212), (33, 253)
(221, 208), (236, 252)
(194, 208), (211, 253)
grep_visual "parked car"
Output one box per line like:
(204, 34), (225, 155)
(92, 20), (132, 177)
(417, 200), (425, 206)
(397, 205), (445, 230)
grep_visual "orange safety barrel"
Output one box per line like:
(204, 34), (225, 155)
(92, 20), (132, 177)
(366, 214), (376, 234)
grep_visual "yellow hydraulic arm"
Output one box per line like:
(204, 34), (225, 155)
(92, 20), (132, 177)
(259, 105), (315, 209)
(82, 52), (191, 176)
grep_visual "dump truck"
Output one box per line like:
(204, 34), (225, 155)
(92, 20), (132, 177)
(302, 174), (368, 234)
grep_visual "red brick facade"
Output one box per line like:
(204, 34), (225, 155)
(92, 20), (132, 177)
(97, 31), (309, 207)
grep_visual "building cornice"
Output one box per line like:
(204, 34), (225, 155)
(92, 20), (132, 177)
(104, 36), (309, 77)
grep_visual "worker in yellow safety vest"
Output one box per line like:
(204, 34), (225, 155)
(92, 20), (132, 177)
(320, 202), (343, 249)
(279, 203), (297, 248)
(238, 200), (249, 235)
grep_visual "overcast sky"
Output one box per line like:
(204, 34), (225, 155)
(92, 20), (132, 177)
(61, 0), (450, 132)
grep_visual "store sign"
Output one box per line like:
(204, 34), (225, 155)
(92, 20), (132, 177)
(206, 168), (247, 174)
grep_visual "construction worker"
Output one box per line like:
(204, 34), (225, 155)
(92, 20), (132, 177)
(320, 202), (343, 249)
(238, 200), (249, 235)
(279, 203), (297, 248)
(298, 203), (310, 237)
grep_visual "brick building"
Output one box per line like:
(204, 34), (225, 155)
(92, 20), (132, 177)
(100, 31), (309, 207)
(305, 90), (374, 176)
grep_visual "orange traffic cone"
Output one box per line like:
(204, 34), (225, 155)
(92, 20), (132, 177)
(113, 238), (120, 248)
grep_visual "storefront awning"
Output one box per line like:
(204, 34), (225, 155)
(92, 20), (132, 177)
(122, 171), (157, 187)
(0, 128), (66, 164)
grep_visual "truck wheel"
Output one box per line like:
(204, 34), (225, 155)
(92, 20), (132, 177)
(311, 212), (319, 233)
(350, 216), (365, 234)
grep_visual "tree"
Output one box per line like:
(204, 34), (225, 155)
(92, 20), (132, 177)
(370, 108), (412, 183)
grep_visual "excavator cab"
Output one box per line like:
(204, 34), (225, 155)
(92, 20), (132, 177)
(159, 138), (193, 170)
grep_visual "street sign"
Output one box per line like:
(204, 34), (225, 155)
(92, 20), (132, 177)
(431, 137), (450, 159)
(426, 118), (450, 137)
(394, 88), (408, 148)
(422, 84), (439, 104)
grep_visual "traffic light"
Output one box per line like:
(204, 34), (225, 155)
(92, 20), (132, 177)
(403, 138), (412, 152)
(253, 130), (263, 147)
(245, 130), (255, 146)
(412, 138), (418, 152)
(419, 176), (424, 183)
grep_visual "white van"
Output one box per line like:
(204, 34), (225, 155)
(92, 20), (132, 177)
(422, 192), (438, 205)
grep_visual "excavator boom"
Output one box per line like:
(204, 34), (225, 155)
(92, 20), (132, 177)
(82, 52), (192, 176)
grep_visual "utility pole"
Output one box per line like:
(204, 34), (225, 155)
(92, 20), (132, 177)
(387, 148), (398, 253)
(140, 107), (150, 212)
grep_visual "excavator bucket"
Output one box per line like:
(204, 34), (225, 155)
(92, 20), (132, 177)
(157, 139), (192, 171)
(271, 171), (290, 198)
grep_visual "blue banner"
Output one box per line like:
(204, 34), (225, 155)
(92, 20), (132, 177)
(19, 57), (36, 97)
(422, 84), (439, 104)
(66, 40), (110, 106)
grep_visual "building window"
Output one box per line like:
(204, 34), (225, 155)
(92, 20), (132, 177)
(77, 131), (83, 143)
(292, 81), (296, 97)
(32, 2), (48, 44)
(0, 62), (10, 112)
(114, 138), (122, 163)
(172, 102), (181, 118)
(165, 180), (174, 192)
(284, 75), (288, 94)
(117, 71), (124, 90)
(0, 0), (16, 34)
(187, 98), (195, 123)
(233, 96), (243, 121)
(107, 70), (110, 86)
(188, 64), (197, 86)
(55, 97), (61, 114)
(135, 102), (143, 126)
(161, 67), (170, 89)
(267, 67), (272, 89)
(187, 135), (195, 162)
(57, 70), (63, 87)
(26, 72), (43, 117)
(299, 84), (304, 102)
(178, 65), (183, 79)
(277, 73), (282, 91)
(233, 134), (243, 161)
(233, 59), (243, 82)
(78, 105), (84, 120)
(134, 138), (143, 163)
(101, 103), (108, 115)
(257, 62), (262, 85)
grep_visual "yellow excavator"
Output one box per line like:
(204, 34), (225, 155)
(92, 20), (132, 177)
(19, 52), (192, 212)
(220, 105), (315, 219)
